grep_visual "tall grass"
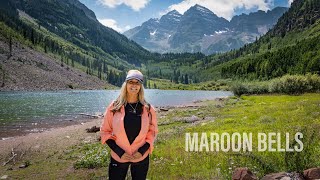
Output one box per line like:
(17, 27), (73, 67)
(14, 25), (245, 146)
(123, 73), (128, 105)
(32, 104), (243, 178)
(231, 74), (320, 96)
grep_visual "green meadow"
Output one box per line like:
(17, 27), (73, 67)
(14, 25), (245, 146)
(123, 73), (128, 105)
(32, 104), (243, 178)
(147, 94), (320, 179)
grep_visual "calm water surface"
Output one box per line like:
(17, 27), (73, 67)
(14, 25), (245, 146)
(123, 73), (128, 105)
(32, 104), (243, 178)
(0, 89), (233, 138)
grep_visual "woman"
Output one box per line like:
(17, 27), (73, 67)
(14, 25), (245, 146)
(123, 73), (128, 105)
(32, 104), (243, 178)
(100, 70), (158, 180)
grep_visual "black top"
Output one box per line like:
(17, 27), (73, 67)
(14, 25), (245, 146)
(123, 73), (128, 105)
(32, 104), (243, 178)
(124, 102), (143, 144)
(106, 102), (150, 158)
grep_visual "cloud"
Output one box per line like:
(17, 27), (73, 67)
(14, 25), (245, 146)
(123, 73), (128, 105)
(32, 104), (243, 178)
(98, 0), (150, 11)
(98, 18), (130, 33)
(288, 0), (294, 5)
(166, 0), (273, 21)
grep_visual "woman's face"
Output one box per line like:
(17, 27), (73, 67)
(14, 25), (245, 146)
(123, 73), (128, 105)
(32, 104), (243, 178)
(126, 79), (141, 96)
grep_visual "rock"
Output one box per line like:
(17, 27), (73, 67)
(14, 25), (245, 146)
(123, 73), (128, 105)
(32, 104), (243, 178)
(184, 115), (200, 123)
(261, 172), (304, 180)
(0, 175), (8, 179)
(232, 167), (257, 180)
(86, 126), (100, 133)
(159, 108), (169, 111)
(97, 136), (101, 142)
(303, 168), (320, 180)
(19, 164), (28, 169)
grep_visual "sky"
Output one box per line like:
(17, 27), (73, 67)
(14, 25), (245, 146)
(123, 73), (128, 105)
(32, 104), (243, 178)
(79, 0), (293, 33)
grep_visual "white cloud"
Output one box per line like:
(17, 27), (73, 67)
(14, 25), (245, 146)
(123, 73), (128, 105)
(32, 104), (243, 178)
(124, 25), (131, 31)
(98, 0), (150, 11)
(288, 0), (294, 5)
(166, 0), (273, 21)
(98, 18), (130, 33)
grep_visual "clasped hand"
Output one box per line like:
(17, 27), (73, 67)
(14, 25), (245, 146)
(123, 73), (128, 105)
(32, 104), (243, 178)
(121, 152), (142, 161)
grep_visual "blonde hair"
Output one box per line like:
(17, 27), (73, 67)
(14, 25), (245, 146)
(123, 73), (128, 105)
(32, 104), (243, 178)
(112, 81), (150, 112)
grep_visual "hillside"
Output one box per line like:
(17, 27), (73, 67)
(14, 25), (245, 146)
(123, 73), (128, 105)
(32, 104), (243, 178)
(216, 0), (320, 80)
(0, 0), (158, 90)
(0, 31), (113, 91)
(4, 0), (151, 65)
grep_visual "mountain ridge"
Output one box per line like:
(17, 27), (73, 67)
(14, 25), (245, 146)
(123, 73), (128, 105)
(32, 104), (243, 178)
(124, 4), (288, 55)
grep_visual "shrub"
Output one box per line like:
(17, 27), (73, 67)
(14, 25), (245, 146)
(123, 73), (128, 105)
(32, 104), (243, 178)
(231, 83), (249, 97)
(269, 74), (320, 94)
(231, 74), (320, 96)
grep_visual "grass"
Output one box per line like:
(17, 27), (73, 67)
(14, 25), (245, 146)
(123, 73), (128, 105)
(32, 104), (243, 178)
(150, 93), (320, 179)
(147, 78), (230, 91)
(1, 93), (319, 179)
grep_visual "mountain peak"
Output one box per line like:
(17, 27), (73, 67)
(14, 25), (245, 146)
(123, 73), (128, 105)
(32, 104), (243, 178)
(190, 4), (213, 14)
(160, 10), (182, 23)
(167, 10), (181, 16)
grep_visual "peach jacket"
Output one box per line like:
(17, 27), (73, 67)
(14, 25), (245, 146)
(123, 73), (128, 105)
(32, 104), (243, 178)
(100, 101), (158, 163)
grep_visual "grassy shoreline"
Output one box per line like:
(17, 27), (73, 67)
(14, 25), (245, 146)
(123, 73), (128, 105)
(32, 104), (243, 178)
(0, 93), (319, 179)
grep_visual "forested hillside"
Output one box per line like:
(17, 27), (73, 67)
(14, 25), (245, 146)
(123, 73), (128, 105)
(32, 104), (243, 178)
(0, 0), (155, 88)
(218, 0), (320, 80)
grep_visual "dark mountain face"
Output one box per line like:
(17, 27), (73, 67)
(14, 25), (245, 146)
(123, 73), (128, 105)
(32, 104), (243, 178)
(2, 0), (150, 64)
(65, 0), (97, 21)
(268, 0), (320, 37)
(124, 4), (288, 55)
(159, 10), (182, 31)
(230, 7), (288, 34)
(123, 10), (182, 53)
(169, 5), (229, 50)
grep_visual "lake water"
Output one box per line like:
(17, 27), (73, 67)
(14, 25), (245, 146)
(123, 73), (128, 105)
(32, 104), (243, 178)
(0, 89), (233, 139)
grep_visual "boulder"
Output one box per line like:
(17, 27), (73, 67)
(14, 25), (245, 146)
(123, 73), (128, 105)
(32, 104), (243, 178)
(303, 168), (320, 180)
(232, 167), (258, 180)
(184, 115), (200, 123)
(86, 126), (100, 133)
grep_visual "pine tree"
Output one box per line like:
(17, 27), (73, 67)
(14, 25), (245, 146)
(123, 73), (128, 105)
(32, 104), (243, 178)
(98, 64), (102, 79)
(103, 61), (108, 73)
(60, 56), (64, 67)
(184, 74), (189, 84)
(0, 66), (5, 87)
(143, 77), (147, 88)
(31, 29), (35, 44)
(8, 35), (12, 58)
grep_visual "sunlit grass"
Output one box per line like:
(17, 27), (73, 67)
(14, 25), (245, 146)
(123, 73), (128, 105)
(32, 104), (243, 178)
(148, 93), (320, 179)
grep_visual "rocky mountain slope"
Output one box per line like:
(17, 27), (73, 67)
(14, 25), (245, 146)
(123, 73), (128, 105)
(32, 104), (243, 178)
(124, 5), (288, 55)
(0, 35), (112, 91)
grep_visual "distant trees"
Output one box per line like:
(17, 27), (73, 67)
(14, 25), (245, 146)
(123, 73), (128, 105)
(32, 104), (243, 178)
(221, 35), (320, 80)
